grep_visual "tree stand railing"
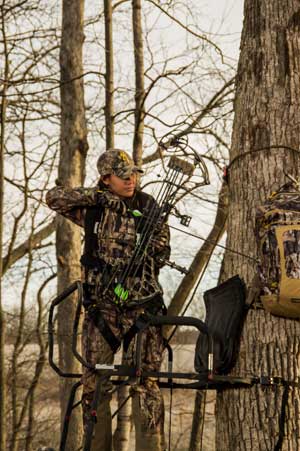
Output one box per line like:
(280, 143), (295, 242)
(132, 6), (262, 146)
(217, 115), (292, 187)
(48, 282), (298, 451)
(48, 282), (217, 450)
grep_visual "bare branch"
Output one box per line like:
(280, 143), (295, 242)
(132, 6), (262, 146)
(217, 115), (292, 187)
(146, 0), (224, 61)
(3, 220), (55, 275)
(165, 182), (228, 336)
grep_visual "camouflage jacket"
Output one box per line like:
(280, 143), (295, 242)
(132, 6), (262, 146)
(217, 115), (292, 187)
(46, 185), (101, 227)
(46, 185), (170, 304)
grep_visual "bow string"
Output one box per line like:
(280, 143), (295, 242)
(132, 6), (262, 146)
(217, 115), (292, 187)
(108, 136), (210, 304)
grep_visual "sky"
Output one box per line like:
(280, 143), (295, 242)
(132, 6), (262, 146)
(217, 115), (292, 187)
(143, 0), (245, 309)
(206, 1), (244, 33)
(3, 0), (245, 310)
(205, 0), (244, 58)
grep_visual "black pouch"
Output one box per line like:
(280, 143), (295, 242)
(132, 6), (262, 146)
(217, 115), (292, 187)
(194, 275), (246, 375)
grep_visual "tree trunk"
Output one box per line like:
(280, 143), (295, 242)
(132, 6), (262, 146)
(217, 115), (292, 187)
(188, 390), (206, 451)
(216, 1), (300, 450)
(0, 1), (9, 448)
(132, 0), (144, 167)
(58, 0), (88, 449)
(113, 383), (132, 451)
(104, 0), (115, 149)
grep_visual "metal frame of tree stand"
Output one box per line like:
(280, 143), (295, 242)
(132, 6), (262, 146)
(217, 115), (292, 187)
(48, 281), (299, 451)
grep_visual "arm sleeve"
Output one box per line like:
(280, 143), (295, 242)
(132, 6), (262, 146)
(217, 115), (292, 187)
(45, 186), (100, 227)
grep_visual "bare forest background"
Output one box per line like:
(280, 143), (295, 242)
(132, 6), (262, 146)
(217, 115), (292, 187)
(4, 0), (300, 450)
(0, 0), (244, 450)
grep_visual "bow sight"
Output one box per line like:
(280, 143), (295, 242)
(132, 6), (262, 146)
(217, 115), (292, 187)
(158, 133), (210, 186)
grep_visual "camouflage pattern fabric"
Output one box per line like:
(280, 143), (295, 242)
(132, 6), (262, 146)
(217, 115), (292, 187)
(282, 229), (300, 278)
(81, 306), (165, 433)
(46, 186), (127, 227)
(97, 148), (143, 179)
(255, 185), (300, 294)
(46, 185), (99, 227)
(96, 200), (136, 266)
(255, 183), (300, 317)
(47, 184), (170, 304)
(46, 186), (170, 265)
(46, 181), (170, 448)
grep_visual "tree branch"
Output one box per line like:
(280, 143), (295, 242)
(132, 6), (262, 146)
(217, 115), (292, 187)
(165, 182), (228, 336)
(143, 77), (235, 164)
(146, 0), (224, 61)
(3, 220), (55, 275)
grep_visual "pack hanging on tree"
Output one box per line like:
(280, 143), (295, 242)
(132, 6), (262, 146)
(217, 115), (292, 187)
(255, 178), (300, 318)
(194, 275), (247, 375)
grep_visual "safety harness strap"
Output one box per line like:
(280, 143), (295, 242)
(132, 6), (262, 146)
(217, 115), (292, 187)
(123, 315), (149, 353)
(86, 294), (166, 354)
(87, 305), (121, 353)
(123, 295), (167, 352)
(80, 205), (103, 268)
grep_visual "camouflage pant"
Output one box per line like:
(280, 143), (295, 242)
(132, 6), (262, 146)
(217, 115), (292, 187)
(81, 302), (165, 450)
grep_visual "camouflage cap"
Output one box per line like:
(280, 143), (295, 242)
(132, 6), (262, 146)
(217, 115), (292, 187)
(97, 149), (143, 179)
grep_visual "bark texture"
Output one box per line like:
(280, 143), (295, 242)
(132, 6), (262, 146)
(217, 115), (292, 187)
(113, 384), (132, 451)
(216, 2), (300, 450)
(104, 0), (115, 149)
(0, 2), (9, 447)
(58, 0), (88, 448)
(132, 0), (144, 167)
(188, 390), (206, 451)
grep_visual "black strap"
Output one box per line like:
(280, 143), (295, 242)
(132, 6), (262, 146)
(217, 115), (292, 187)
(123, 295), (166, 352)
(81, 206), (103, 267)
(80, 254), (103, 269)
(83, 374), (106, 451)
(274, 383), (289, 451)
(88, 306), (121, 353)
(123, 314), (149, 352)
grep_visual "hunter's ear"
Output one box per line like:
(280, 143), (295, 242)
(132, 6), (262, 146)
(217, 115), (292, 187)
(102, 175), (111, 186)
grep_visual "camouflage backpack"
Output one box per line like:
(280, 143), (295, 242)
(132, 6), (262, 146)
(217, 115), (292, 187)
(255, 181), (300, 318)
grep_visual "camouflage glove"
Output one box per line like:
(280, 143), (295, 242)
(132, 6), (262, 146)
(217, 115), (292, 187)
(97, 190), (128, 215)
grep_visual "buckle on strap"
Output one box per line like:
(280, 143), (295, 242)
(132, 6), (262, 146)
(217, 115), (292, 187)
(260, 376), (282, 386)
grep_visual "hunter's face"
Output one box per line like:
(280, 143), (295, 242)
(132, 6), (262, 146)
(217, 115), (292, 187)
(104, 173), (137, 198)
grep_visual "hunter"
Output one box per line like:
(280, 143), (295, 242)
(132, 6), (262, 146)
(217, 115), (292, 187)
(46, 149), (170, 451)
